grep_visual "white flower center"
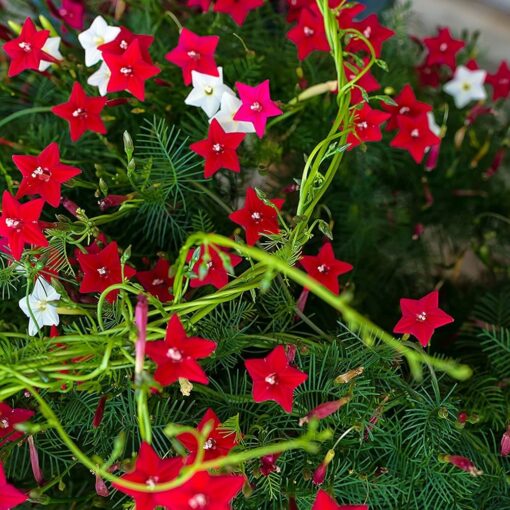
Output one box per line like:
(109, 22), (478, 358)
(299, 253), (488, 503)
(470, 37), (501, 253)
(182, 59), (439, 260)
(18, 41), (32, 52)
(120, 66), (133, 76)
(35, 299), (49, 312)
(93, 36), (105, 47)
(31, 166), (52, 182)
(152, 278), (165, 286)
(399, 106), (410, 114)
(250, 101), (263, 112)
(357, 121), (368, 130)
(304, 26), (315, 37)
(145, 476), (159, 488)
(439, 42), (448, 52)
(317, 263), (329, 274)
(265, 372), (278, 385)
(410, 129), (420, 138)
(204, 85), (214, 95)
(212, 143), (224, 154)
(462, 81), (472, 91)
(72, 108), (87, 118)
(97, 266), (109, 277)
(120, 40), (129, 50)
(0, 419), (9, 428)
(363, 26), (372, 38)
(5, 218), (22, 230)
(167, 347), (183, 361)
(251, 211), (262, 223)
(416, 312), (427, 322)
(203, 438), (217, 450)
(187, 50), (200, 60)
(188, 493), (208, 509)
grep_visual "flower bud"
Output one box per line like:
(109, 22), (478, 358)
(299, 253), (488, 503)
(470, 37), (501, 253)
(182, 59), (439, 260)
(312, 449), (335, 485)
(441, 455), (483, 476)
(260, 453), (281, 476)
(500, 427), (510, 457)
(299, 397), (351, 426)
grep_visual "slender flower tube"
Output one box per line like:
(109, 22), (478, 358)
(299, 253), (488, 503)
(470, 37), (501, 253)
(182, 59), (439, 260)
(134, 295), (148, 379)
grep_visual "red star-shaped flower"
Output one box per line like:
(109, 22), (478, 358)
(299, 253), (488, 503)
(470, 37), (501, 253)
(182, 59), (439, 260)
(113, 442), (184, 510)
(229, 187), (284, 245)
(166, 470), (245, 510)
(177, 408), (238, 462)
(190, 119), (245, 178)
(57, 0), (85, 30)
(187, 245), (242, 289)
(390, 113), (440, 164)
(336, 1), (365, 29)
(245, 345), (308, 413)
(300, 242), (353, 295)
(214, 0), (264, 26)
(423, 27), (465, 71)
(13, 142), (81, 207)
(393, 290), (454, 347)
(136, 258), (173, 302)
(381, 84), (433, 131)
(0, 461), (27, 510)
(165, 28), (219, 86)
(234, 80), (282, 138)
(103, 39), (160, 101)
(287, 5), (330, 60)
(2, 17), (50, 77)
(486, 60), (510, 101)
(51, 82), (107, 142)
(416, 62), (443, 88)
(76, 241), (136, 303)
(347, 103), (391, 149)
(145, 314), (217, 386)
(0, 192), (47, 260)
(346, 14), (394, 57)
(344, 58), (381, 104)
(313, 489), (368, 510)
(0, 402), (34, 447)
(98, 26), (154, 62)
(286, 0), (314, 23)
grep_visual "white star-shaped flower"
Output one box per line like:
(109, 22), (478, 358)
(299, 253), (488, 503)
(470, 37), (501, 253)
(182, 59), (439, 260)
(443, 65), (487, 108)
(19, 277), (61, 336)
(210, 92), (256, 133)
(39, 37), (63, 72)
(87, 62), (111, 96)
(184, 67), (234, 118)
(78, 16), (121, 67)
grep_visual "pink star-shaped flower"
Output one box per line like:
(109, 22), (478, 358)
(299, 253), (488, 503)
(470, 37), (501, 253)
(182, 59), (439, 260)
(393, 290), (454, 347)
(214, 0), (264, 26)
(234, 80), (282, 138)
(51, 82), (107, 142)
(0, 461), (27, 510)
(245, 345), (308, 413)
(423, 27), (465, 71)
(347, 103), (391, 149)
(485, 60), (510, 101)
(165, 28), (219, 85)
(0, 402), (34, 446)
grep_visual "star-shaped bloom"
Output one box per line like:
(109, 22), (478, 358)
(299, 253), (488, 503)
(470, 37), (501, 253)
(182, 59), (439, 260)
(166, 471), (245, 510)
(286, 0), (314, 23)
(187, 245), (242, 289)
(0, 192), (47, 260)
(98, 26), (155, 62)
(390, 113), (441, 164)
(39, 36), (63, 72)
(287, 5), (330, 60)
(347, 103), (391, 149)
(58, 0), (85, 30)
(113, 442), (184, 510)
(229, 187), (284, 245)
(103, 39), (160, 101)
(300, 242), (352, 295)
(185, 67), (234, 118)
(381, 84), (432, 131)
(136, 258), (173, 302)
(77, 15), (121, 67)
(51, 82), (107, 141)
(76, 241), (136, 303)
(0, 461), (27, 509)
(234, 80), (282, 138)
(312, 490), (368, 510)
(245, 345), (308, 413)
(423, 27), (465, 71)
(190, 119), (245, 178)
(177, 408), (238, 462)
(165, 28), (219, 86)
(344, 58), (381, 104)
(416, 62), (443, 88)
(211, 92), (256, 133)
(336, 1), (365, 28)
(0, 403), (34, 446)
(346, 14), (394, 57)
(145, 314), (217, 386)
(2, 17), (50, 77)
(486, 60), (510, 101)
(214, 0), (264, 26)
(18, 277), (61, 336)
(13, 142), (81, 207)
(87, 61), (111, 96)
(393, 290), (454, 347)
(443, 65), (487, 108)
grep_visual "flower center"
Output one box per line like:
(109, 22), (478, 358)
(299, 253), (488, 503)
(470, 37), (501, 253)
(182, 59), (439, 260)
(145, 475), (159, 488)
(303, 26), (315, 37)
(399, 106), (410, 115)
(120, 66), (133, 76)
(363, 26), (372, 38)
(250, 101), (263, 113)
(416, 311), (427, 322)
(187, 50), (200, 61)
(167, 347), (183, 361)
(462, 82), (471, 91)
(203, 437), (217, 450)
(120, 40), (129, 50)
(93, 36), (105, 46)
(204, 85), (214, 95)
(317, 263), (329, 274)
(0, 418), (9, 428)
(5, 217), (22, 230)
(97, 266), (109, 278)
(251, 211), (263, 223)
(152, 278), (165, 286)
(212, 143), (224, 154)
(18, 41), (32, 53)
(265, 372), (278, 385)
(439, 42), (448, 52)
(357, 121), (368, 131)
(410, 129), (420, 138)
(72, 108), (88, 118)
(31, 166), (52, 182)
(35, 299), (49, 312)
(188, 493), (208, 509)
